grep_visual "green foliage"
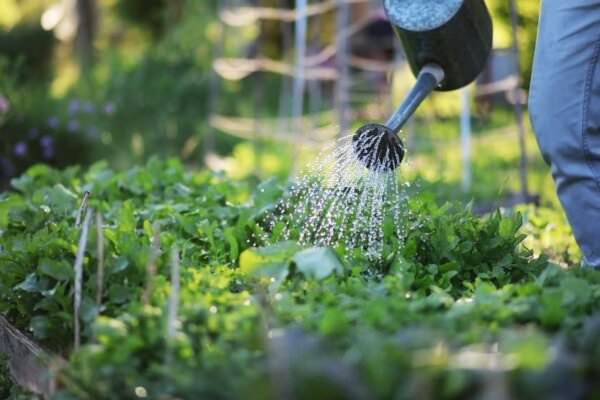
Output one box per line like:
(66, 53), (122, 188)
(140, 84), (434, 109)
(113, 0), (191, 38)
(0, 158), (258, 347)
(519, 204), (582, 265)
(114, 0), (168, 37)
(395, 200), (544, 298)
(84, 54), (216, 167)
(48, 0), (263, 169)
(0, 0), (247, 185)
(0, 160), (599, 398)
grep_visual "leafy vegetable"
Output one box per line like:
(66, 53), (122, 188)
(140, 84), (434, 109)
(1, 159), (600, 399)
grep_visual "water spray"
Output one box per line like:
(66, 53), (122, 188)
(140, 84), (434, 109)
(353, 0), (493, 172)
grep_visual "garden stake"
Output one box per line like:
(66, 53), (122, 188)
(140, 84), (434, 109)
(95, 213), (104, 313)
(166, 247), (180, 341)
(165, 247), (180, 368)
(142, 222), (161, 305)
(74, 209), (93, 350)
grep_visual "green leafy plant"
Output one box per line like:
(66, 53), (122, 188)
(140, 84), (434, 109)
(1, 159), (600, 399)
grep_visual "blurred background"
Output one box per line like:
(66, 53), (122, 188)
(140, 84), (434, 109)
(0, 1), (577, 261)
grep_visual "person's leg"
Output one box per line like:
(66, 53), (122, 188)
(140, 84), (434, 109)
(529, 0), (600, 267)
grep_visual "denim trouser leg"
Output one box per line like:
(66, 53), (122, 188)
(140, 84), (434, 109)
(529, 0), (600, 268)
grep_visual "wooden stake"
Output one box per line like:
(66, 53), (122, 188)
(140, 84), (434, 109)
(95, 213), (104, 312)
(74, 209), (93, 350)
(166, 247), (180, 341)
(142, 222), (161, 305)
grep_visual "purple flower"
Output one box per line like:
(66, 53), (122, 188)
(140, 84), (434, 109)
(67, 120), (80, 133)
(83, 101), (94, 113)
(68, 99), (81, 114)
(40, 136), (55, 159)
(103, 102), (115, 115)
(47, 116), (60, 129)
(0, 95), (9, 115)
(14, 142), (28, 157)
(40, 135), (54, 148)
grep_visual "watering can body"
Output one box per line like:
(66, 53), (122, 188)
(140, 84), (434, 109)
(383, 0), (493, 91)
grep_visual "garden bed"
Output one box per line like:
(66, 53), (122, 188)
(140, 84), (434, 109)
(1, 159), (600, 399)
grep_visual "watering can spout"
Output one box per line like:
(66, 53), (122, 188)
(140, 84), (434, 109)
(352, 63), (444, 172)
(385, 63), (445, 134)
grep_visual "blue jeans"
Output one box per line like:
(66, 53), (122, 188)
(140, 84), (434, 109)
(529, 0), (600, 268)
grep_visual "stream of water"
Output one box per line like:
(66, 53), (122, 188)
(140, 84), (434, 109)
(265, 131), (412, 259)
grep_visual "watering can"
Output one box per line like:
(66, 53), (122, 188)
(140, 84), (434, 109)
(352, 0), (493, 172)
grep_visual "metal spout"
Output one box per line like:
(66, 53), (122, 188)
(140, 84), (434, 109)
(385, 63), (445, 133)
(352, 64), (444, 172)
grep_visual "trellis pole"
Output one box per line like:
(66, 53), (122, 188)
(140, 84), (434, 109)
(335, 0), (351, 138)
(205, 0), (227, 160)
(291, 0), (308, 170)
